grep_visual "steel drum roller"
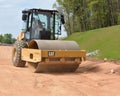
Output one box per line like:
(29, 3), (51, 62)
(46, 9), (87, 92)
(28, 40), (81, 72)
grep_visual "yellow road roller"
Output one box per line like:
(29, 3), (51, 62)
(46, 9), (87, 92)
(12, 8), (86, 72)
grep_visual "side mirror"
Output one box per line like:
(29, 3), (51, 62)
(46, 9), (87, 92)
(22, 14), (27, 21)
(61, 15), (65, 24)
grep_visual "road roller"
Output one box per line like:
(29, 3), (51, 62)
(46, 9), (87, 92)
(12, 8), (86, 72)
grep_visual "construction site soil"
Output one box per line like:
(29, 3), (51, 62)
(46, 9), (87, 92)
(0, 45), (120, 96)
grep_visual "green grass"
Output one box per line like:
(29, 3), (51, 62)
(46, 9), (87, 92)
(64, 25), (120, 60)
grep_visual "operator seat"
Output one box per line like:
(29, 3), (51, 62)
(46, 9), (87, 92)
(32, 18), (51, 39)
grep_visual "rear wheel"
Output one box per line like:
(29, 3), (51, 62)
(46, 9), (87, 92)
(12, 40), (28, 67)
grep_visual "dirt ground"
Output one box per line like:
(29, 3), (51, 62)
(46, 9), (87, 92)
(0, 46), (120, 96)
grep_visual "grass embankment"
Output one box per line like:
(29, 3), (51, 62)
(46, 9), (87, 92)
(64, 25), (120, 60)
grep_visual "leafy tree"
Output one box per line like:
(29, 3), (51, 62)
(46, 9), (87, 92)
(54, 0), (75, 35)
(0, 34), (3, 42)
(54, 0), (120, 34)
(0, 33), (16, 44)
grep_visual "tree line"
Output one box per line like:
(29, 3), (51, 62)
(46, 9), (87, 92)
(54, 0), (120, 35)
(0, 33), (16, 44)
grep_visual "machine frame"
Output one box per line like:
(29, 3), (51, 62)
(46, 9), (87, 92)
(12, 8), (86, 73)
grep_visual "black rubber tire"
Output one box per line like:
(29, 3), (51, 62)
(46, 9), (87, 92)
(12, 40), (28, 67)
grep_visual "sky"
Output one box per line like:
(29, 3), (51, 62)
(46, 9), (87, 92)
(0, 0), (67, 38)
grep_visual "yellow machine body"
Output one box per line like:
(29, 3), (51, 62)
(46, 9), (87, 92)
(22, 48), (86, 72)
(22, 48), (86, 63)
(21, 40), (86, 72)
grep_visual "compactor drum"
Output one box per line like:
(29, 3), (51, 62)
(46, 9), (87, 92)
(12, 9), (86, 73)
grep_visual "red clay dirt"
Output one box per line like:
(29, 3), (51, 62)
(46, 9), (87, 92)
(0, 45), (120, 96)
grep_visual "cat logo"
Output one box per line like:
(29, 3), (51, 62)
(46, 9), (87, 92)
(48, 51), (55, 56)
